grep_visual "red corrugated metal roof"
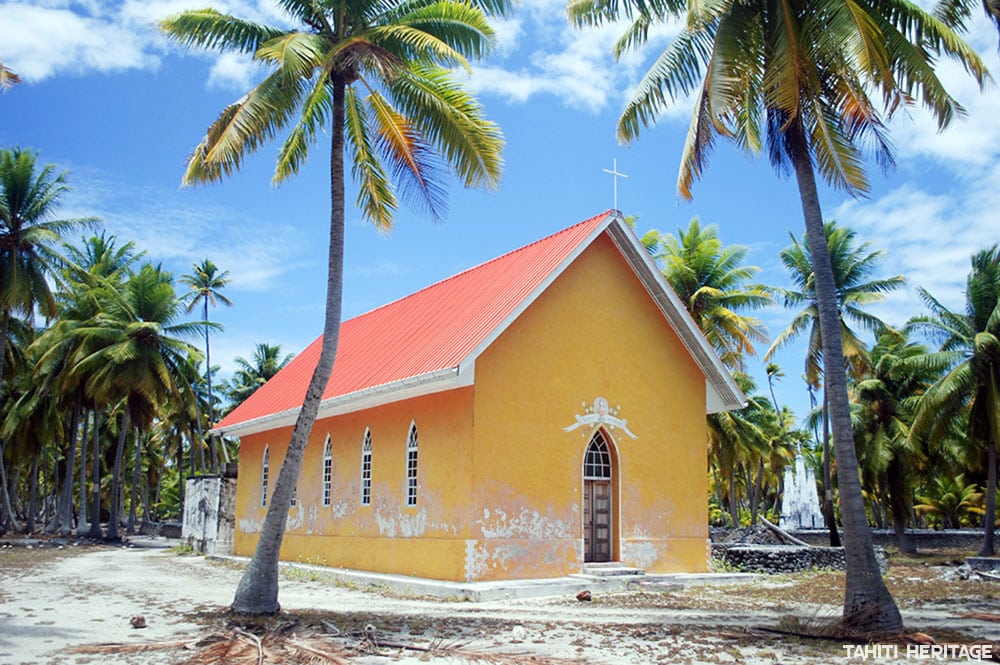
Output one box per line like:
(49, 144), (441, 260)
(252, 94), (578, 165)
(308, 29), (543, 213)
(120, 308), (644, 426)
(216, 211), (614, 430)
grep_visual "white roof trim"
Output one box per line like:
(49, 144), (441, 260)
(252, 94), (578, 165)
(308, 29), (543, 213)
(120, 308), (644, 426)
(212, 366), (469, 437)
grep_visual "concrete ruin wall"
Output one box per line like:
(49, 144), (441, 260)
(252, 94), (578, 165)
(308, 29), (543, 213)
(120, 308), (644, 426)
(181, 476), (236, 555)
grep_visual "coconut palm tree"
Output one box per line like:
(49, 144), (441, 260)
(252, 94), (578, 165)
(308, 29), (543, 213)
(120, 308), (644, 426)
(0, 148), (96, 399)
(851, 329), (938, 554)
(909, 246), (1000, 555)
(767, 223), (904, 548)
(181, 259), (232, 473)
(569, 0), (986, 631)
(767, 223), (903, 385)
(161, 0), (507, 613)
(72, 263), (202, 540)
(180, 259), (232, 428)
(222, 342), (294, 413)
(646, 218), (771, 370)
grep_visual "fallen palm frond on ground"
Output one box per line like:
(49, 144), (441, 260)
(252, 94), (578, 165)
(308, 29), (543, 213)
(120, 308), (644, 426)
(64, 614), (590, 664)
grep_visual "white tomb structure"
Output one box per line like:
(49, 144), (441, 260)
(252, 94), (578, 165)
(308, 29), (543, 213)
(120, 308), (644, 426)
(779, 453), (825, 530)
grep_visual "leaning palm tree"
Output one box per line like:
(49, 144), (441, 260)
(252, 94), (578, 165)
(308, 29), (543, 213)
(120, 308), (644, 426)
(570, 0), (986, 631)
(161, 0), (506, 613)
(647, 218), (772, 370)
(180, 259), (232, 428)
(0, 148), (96, 398)
(909, 246), (1000, 555)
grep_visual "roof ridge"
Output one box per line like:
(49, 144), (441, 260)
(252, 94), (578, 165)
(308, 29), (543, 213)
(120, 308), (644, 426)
(347, 210), (613, 323)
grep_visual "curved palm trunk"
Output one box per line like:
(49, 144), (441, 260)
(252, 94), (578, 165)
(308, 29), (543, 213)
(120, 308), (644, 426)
(789, 126), (902, 632)
(105, 410), (130, 542)
(232, 76), (348, 614)
(55, 397), (82, 535)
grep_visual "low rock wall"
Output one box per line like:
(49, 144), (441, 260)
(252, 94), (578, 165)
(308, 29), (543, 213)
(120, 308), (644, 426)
(787, 529), (983, 550)
(712, 544), (888, 575)
(711, 527), (985, 550)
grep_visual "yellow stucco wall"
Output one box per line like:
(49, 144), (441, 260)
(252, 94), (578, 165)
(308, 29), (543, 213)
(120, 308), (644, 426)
(469, 233), (709, 579)
(232, 230), (710, 581)
(233, 388), (475, 579)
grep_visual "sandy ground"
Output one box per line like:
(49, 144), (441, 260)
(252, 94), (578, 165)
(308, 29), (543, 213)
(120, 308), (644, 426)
(2, 542), (1000, 665)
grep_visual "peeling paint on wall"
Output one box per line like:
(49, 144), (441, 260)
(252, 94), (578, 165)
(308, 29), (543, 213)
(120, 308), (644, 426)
(375, 505), (428, 537)
(239, 517), (262, 534)
(622, 540), (660, 569)
(478, 507), (573, 540)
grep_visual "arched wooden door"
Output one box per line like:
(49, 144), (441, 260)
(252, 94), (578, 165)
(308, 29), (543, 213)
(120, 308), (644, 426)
(583, 430), (614, 562)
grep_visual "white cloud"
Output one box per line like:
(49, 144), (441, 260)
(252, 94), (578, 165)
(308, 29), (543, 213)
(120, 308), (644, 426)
(0, 3), (157, 80)
(0, 0), (289, 87)
(59, 172), (303, 293)
(833, 162), (1000, 327)
(208, 52), (260, 90)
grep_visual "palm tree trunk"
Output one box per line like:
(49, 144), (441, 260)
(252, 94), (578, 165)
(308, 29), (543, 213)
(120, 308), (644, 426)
(728, 468), (739, 526)
(0, 308), (10, 409)
(822, 390), (841, 547)
(128, 433), (143, 534)
(88, 412), (103, 539)
(979, 439), (997, 556)
(55, 397), (82, 535)
(789, 125), (902, 632)
(232, 75), (348, 614)
(25, 449), (40, 533)
(177, 429), (185, 519)
(0, 439), (15, 533)
(887, 457), (915, 554)
(77, 410), (91, 535)
(106, 410), (130, 542)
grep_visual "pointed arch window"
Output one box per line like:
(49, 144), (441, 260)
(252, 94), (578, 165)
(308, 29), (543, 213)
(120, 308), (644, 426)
(405, 423), (418, 506)
(584, 431), (612, 480)
(360, 429), (372, 506)
(322, 435), (333, 507)
(261, 445), (270, 507)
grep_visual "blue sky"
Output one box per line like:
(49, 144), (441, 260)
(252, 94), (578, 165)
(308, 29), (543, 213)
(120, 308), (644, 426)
(1, 0), (998, 423)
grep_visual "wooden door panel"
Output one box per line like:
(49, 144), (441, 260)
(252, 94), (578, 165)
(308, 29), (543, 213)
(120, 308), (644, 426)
(584, 480), (612, 562)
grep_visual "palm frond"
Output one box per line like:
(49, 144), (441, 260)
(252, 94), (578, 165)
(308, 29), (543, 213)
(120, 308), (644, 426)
(160, 9), (285, 55)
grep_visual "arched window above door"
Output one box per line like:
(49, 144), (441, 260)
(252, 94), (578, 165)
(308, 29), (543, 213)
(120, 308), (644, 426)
(583, 431), (612, 480)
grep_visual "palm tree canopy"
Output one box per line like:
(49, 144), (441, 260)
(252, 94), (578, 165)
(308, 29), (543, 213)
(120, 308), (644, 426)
(647, 218), (772, 367)
(161, 0), (507, 229)
(767, 222), (904, 386)
(568, 0), (988, 199)
(0, 148), (98, 319)
(909, 246), (1000, 451)
(181, 258), (233, 313)
(71, 263), (205, 430)
(222, 342), (295, 412)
